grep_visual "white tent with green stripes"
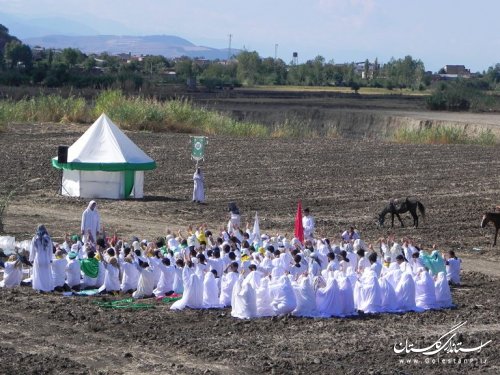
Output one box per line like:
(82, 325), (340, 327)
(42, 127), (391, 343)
(52, 113), (156, 199)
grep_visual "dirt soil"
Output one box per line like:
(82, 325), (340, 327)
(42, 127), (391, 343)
(0, 120), (499, 374)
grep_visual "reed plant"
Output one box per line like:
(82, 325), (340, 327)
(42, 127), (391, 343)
(392, 126), (497, 145)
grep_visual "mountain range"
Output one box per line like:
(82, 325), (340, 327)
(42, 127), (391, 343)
(1, 12), (237, 60)
(23, 34), (237, 60)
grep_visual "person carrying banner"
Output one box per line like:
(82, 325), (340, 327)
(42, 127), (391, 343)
(192, 167), (205, 203)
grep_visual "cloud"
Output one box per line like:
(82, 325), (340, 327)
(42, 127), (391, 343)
(316, 0), (375, 28)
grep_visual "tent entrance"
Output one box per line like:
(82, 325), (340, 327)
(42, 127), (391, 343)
(124, 170), (135, 198)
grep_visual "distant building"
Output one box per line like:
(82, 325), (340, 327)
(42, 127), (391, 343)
(438, 65), (471, 79)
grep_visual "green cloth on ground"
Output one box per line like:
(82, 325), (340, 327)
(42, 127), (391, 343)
(79, 258), (99, 278)
(161, 296), (182, 303)
(95, 298), (155, 310)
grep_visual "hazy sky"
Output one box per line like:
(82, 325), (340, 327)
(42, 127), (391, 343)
(1, 0), (499, 72)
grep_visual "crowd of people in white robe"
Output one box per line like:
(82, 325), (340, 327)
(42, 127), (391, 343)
(0, 217), (462, 320)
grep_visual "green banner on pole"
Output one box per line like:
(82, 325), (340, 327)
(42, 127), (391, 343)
(191, 136), (207, 161)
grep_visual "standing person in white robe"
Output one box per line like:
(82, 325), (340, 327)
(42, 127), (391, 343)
(81, 201), (100, 244)
(29, 224), (54, 292)
(0, 255), (23, 288)
(192, 167), (205, 203)
(302, 208), (315, 240)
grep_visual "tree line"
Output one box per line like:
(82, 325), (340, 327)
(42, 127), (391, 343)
(1, 24), (500, 96)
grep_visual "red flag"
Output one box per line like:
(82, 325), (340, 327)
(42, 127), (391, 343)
(294, 200), (304, 244)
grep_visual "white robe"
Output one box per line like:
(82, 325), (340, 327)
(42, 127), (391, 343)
(337, 274), (356, 316)
(65, 259), (81, 288)
(0, 261), (23, 288)
(81, 202), (100, 244)
(269, 275), (297, 316)
(354, 271), (383, 313)
(231, 275), (257, 319)
(29, 235), (54, 292)
(99, 263), (121, 292)
(193, 170), (205, 202)
(173, 266), (184, 294)
(255, 277), (275, 317)
(435, 272), (453, 308)
(121, 262), (140, 292)
(302, 215), (315, 239)
(132, 266), (156, 298)
(292, 276), (319, 317)
(153, 264), (175, 297)
(415, 271), (437, 310)
(51, 258), (67, 287)
(378, 277), (399, 313)
(316, 277), (343, 317)
(171, 267), (203, 310)
(394, 272), (420, 312)
(219, 271), (239, 307)
(203, 272), (221, 308)
(446, 257), (461, 285)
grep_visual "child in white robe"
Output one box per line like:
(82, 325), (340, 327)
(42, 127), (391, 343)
(121, 256), (140, 293)
(99, 256), (121, 294)
(269, 275), (297, 316)
(51, 250), (68, 292)
(65, 251), (81, 290)
(415, 268), (437, 310)
(171, 263), (204, 310)
(153, 258), (175, 297)
(203, 270), (221, 308)
(132, 259), (156, 299)
(219, 262), (239, 307)
(445, 250), (461, 285)
(434, 271), (453, 308)
(0, 255), (23, 288)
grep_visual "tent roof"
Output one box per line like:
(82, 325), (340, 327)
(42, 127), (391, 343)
(52, 113), (156, 171)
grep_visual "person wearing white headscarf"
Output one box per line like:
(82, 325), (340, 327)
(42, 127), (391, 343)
(292, 275), (318, 317)
(255, 277), (275, 317)
(434, 272), (453, 308)
(219, 262), (239, 307)
(203, 271), (221, 308)
(269, 275), (297, 316)
(378, 277), (399, 313)
(81, 201), (100, 244)
(316, 275), (343, 317)
(153, 258), (175, 297)
(354, 271), (383, 313)
(336, 271), (356, 316)
(192, 167), (205, 203)
(65, 250), (81, 290)
(394, 272), (420, 312)
(414, 268), (437, 310)
(171, 263), (203, 309)
(0, 255), (23, 288)
(29, 224), (54, 292)
(231, 273), (257, 319)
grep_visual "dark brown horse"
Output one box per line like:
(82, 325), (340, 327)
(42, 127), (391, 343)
(378, 197), (426, 228)
(481, 212), (500, 246)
